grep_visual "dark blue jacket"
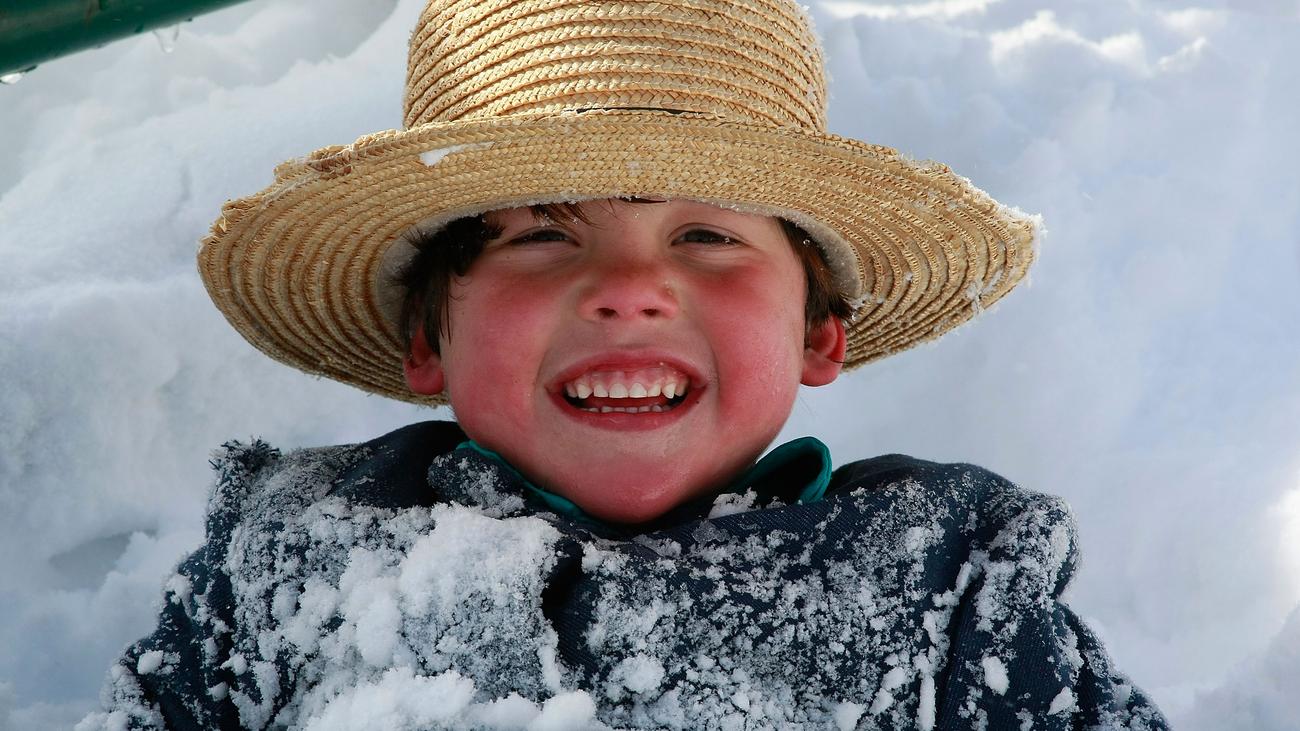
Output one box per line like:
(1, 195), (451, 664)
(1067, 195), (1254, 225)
(84, 421), (1167, 730)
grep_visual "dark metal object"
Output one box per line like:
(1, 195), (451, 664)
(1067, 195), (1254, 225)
(0, 0), (253, 76)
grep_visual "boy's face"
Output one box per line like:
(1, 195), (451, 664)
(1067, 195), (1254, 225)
(405, 198), (845, 523)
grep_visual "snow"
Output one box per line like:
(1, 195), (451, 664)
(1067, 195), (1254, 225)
(1047, 687), (1077, 715)
(135, 651), (164, 676)
(0, 0), (1298, 728)
(300, 668), (477, 731)
(419, 142), (494, 167)
(529, 692), (600, 731)
(832, 701), (866, 730)
(607, 655), (666, 696)
(102, 439), (1108, 728)
(1178, 604), (1300, 731)
(706, 489), (762, 519)
(981, 655), (1009, 695)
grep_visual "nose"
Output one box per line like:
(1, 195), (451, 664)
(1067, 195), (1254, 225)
(577, 254), (680, 322)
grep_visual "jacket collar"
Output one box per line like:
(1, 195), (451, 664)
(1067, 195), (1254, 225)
(453, 437), (832, 532)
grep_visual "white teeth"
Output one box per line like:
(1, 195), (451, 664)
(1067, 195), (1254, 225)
(561, 367), (691, 405)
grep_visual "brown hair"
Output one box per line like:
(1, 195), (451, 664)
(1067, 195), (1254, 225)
(395, 200), (851, 355)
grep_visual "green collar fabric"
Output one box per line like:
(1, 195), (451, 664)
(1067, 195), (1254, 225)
(455, 436), (833, 526)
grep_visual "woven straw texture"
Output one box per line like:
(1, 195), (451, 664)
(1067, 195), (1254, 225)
(198, 0), (1038, 405)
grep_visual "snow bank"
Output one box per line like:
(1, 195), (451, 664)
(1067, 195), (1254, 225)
(1, 0), (1298, 727)
(1179, 604), (1300, 730)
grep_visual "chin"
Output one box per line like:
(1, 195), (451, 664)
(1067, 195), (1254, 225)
(564, 476), (705, 525)
(584, 497), (684, 525)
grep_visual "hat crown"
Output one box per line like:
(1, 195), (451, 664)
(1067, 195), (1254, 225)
(403, 0), (829, 130)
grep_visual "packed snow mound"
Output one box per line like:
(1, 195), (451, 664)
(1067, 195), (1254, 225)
(1180, 605), (1300, 731)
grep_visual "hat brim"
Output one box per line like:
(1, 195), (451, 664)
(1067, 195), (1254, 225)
(199, 108), (1038, 405)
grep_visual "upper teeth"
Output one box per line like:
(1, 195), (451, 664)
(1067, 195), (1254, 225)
(562, 366), (689, 401)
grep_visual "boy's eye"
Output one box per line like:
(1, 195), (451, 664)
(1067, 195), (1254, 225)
(511, 228), (570, 244)
(678, 229), (736, 245)
(509, 229), (736, 245)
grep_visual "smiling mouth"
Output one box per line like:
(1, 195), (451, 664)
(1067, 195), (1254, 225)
(558, 365), (693, 414)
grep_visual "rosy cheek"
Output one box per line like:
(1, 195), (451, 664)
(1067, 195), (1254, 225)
(704, 279), (803, 358)
(459, 279), (548, 345)
(444, 285), (525, 391)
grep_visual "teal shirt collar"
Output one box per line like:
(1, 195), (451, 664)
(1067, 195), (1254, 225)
(455, 437), (833, 526)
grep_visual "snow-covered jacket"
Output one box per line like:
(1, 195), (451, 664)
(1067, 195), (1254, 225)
(84, 421), (1167, 730)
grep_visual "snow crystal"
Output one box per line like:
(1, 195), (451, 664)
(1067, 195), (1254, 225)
(917, 672), (936, 730)
(607, 655), (665, 696)
(904, 523), (940, 555)
(832, 701), (865, 730)
(630, 535), (682, 558)
(870, 664), (910, 714)
(1059, 624), (1084, 672)
(982, 655), (1010, 695)
(163, 573), (192, 605)
(707, 489), (760, 519)
(1048, 687), (1076, 715)
(418, 142), (493, 167)
(134, 651), (163, 675)
(221, 654), (247, 675)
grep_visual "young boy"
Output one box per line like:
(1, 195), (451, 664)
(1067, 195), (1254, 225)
(83, 0), (1168, 729)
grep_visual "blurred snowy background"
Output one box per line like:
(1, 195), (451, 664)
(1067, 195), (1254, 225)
(1, 0), (1297, 727)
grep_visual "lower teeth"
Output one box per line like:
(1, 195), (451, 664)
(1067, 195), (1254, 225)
(582, 405), (667, 414)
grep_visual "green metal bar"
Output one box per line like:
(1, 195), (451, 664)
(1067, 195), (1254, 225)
(0, 0), (254, 76)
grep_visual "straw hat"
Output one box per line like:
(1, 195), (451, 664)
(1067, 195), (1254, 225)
(199, 0), (1038, 405)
